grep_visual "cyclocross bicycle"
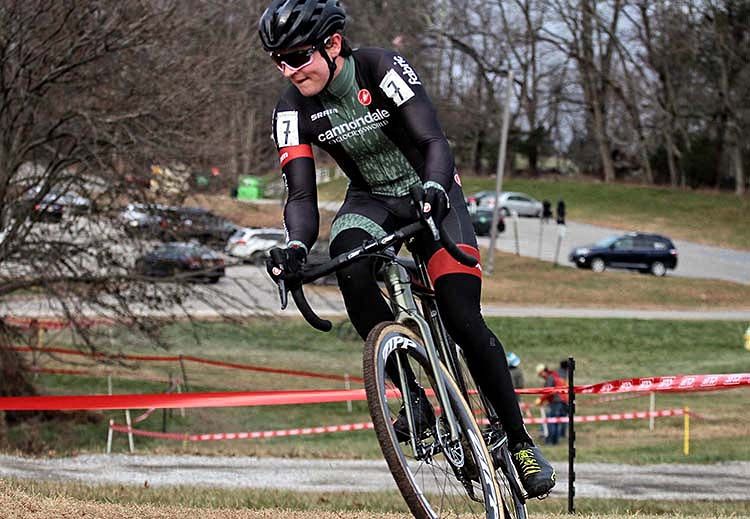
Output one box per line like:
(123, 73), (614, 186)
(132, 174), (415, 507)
(271, 187), (528, 519)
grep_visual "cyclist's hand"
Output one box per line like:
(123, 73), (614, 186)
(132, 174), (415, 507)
(266, 245), (307, 286)
(422, 182), (450, 228)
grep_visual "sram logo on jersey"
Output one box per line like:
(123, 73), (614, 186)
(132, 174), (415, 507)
(317, 108), (390, 143)
(311, 108), (338, 121)
(393, 55), (421, 85)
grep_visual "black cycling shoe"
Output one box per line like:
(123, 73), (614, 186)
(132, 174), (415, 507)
(511, 442), (556, 498)
(392, 388), (435, 443)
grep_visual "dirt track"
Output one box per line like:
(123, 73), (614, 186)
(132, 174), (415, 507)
(0, 480), (410, 519)
(1, 454), (748, 502)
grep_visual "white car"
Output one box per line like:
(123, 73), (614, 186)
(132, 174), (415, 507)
(225, 227), (286, 264)
(469, 191), (543, 217)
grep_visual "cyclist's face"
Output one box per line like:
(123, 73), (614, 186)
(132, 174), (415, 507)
(276, 35), (342, 97)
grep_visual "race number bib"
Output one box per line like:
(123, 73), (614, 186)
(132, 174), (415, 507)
(276, 111), (300, 147)
(379, 69), (415, 107)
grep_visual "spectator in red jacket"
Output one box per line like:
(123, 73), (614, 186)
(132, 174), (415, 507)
(535, 364), (569, 445)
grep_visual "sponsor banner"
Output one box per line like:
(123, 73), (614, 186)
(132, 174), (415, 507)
(515, 373), (750, 396)
(574, 373), (750, 395)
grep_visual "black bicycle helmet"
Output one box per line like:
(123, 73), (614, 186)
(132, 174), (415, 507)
(259, 0), (346, 52)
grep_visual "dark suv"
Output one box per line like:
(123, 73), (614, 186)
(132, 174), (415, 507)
(568, 232), (678, 276)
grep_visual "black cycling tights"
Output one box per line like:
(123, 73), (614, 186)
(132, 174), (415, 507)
(330, 228), (532, 447)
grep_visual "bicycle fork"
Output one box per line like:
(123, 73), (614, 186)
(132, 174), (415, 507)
(382, 262), (461, 446)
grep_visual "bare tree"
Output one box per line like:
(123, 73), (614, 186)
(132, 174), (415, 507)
(0, 0), (259, 412)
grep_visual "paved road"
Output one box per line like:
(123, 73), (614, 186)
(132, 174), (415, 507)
(479, 217), (750, 285)
(4, 270), (750, 322)
(321, 201), (750, 285)
(0, 454), (747, 501)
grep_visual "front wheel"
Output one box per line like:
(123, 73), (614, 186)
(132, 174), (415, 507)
(363, 322), (502, 519)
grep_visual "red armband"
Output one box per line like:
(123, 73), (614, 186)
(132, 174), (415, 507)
(279, 144), (313, 169)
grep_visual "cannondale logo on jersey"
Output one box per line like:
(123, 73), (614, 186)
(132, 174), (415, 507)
(317, 108), (390, 144)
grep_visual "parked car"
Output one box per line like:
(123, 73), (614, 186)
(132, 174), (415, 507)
(568, 232), (678, 276)
(54, 191), (94, 214)
(134, 242), (225, 283)
(466, 191), (495, 211)
(225, 227), (286, 264)
(168, 207), (238, 246)
(466, 191), (543, 217)
(470, 208), (505, 236)
(14, 191), (64, 223)
(120, 203), (169, 237)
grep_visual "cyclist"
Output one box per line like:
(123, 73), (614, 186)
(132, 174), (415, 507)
(259, 0), (555, 498)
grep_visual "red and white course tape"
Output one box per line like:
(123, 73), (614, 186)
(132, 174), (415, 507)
(1, 373), (747, 412)
(110, 421), (375, 441)
(109, 408), (690, 443)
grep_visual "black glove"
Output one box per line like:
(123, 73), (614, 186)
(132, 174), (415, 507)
(266, 245), (307, 285)
(422, 182), (450, 228)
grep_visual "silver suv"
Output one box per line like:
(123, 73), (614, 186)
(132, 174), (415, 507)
(225, 227), (285, 265)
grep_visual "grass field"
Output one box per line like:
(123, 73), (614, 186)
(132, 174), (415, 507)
(317, 175), (750, 250)
(6, 318), (749, 466)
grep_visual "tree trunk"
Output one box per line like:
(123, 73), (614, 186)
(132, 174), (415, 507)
(592, 101), (616, 182)
(664, 129), (679, 187)
(580, 0), (616, 182)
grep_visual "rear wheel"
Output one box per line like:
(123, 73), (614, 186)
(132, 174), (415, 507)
(590, 257), (606, 273)
(650, 261), (666, 277)
(364, 322), (502, 519)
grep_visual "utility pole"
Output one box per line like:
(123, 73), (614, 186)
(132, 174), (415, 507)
(486, 69), (513, 275)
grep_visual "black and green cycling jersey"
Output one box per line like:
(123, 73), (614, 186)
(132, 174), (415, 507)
(272, 47), (458, 251)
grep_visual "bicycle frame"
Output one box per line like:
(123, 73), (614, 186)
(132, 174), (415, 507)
(380, 255), (462, 445)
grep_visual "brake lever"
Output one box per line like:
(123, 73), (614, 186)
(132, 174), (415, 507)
(424, 214), (440, 241)
(410, 185), (440, 241)
(278, 279), (288, 310)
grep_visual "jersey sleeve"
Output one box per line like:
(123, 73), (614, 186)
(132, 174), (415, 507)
(374, 50), (455, 192)
(272, 98), (319, 252)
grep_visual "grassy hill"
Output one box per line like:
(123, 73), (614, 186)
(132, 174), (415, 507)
(317, 175), (750, 250)
(8, 318), (750, 466)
